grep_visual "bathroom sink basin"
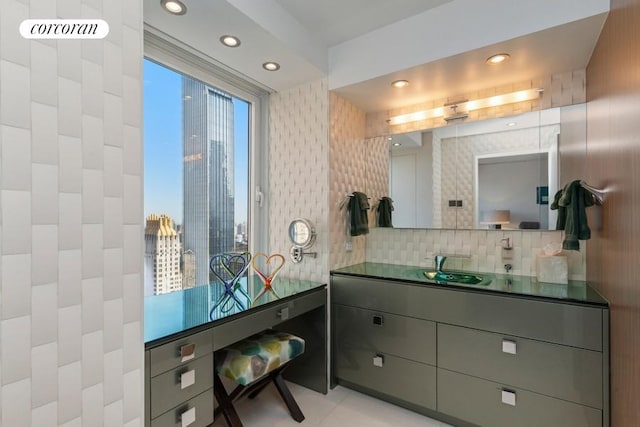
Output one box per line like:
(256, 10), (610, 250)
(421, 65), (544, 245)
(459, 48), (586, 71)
(424, 270), (490, 286)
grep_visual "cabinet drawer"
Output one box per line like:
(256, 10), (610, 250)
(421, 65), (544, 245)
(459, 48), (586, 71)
(438, 323), (603, 409)
(334, 304), (436, 365)
(150, 353), (213, 418)
(214, 289), (326, 351)
(150, 330), (212, 377)
(438, 369), (601, 427)
(335, 346), (436, 410)
(332, 275), (603, 350)
(151, 389), (214, 427)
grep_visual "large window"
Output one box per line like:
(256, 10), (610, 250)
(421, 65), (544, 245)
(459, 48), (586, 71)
(143, 59), (252, 296)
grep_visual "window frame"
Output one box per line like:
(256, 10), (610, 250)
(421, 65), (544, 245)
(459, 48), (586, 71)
(143, 28), (270, 258)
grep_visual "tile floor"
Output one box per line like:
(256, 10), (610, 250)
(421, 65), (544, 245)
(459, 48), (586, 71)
(212, 382), (452, 427)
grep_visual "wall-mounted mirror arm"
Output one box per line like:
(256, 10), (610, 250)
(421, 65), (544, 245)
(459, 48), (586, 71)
(288, 218), (317, 263)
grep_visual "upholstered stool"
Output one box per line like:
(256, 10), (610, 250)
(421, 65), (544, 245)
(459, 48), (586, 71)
(214, 330), (306, 427)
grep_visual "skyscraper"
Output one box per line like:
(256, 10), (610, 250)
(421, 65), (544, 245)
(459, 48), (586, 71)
(182, 78), (235, 287)
(144, 214), (183, 295)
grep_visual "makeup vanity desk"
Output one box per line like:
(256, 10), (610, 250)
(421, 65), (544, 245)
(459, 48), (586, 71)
(144, 277), (327, 427)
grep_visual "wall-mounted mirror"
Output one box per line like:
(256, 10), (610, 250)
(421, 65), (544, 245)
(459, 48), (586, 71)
(367, 103), (586, 231)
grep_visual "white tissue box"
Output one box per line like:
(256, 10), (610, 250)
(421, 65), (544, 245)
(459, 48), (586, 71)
(536, 255), (568, 284)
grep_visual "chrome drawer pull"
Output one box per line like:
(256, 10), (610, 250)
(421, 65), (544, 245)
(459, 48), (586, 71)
(180, 369), (196, 390)
(277, 307), (290, 320)
(502, 339), (517, 355)
(372, 315), (384, 326)
(180, 343), (196, 362)
(501, 389), (516, 406)
(180, 406), (196, 427)
(373, 354), (384, 368)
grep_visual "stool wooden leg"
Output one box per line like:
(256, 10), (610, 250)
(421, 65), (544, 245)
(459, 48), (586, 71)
(214, 375), (243, 427)
(273, 374), (305, 423)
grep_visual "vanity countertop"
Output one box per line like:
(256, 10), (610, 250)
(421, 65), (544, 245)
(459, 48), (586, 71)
(331, 262), (608, 307)
(144, 276), (326, 345)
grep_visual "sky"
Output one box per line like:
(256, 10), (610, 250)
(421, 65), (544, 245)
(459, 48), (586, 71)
(143, 59), (249, 226)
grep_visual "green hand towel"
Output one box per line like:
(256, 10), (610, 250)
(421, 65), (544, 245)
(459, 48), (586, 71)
(348, 192), (370, 236)
(554, 180), (595, 250)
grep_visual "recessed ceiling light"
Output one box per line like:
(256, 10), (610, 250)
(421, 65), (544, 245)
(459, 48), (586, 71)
(391, 80), (409, 88)
(161, 0), (186, 15)
(486, 53), (510, 65)
(507, 122), (517, 127)
(387, 137), (393, 141)
(220, 35), (241, 48)
(262, 62), (280, 71)
(393, 143), (402, 147)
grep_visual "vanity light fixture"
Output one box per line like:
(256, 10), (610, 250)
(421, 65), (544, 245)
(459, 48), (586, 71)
(220, 35), (241, 48)
(262, 62), (280, 71)
(486, 53), (510, 65)
(391, 79), (409, 88)
(386, 88), (544, 126)
(161, 0), (187, 15)
(393, 142), (402, 147)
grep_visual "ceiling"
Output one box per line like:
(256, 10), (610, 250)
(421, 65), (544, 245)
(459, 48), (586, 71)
(143, 0), (609, 113)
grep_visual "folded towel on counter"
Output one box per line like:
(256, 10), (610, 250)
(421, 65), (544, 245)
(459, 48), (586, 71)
(348, 192), (370, 236)
(550, 180), (595, 250)
(376, 197), (394, 227)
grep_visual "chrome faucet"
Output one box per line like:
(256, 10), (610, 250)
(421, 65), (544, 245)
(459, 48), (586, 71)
(434, 255), (447, 272)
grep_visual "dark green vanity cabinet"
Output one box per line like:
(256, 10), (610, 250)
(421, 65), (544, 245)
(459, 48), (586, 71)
(331, 272), (609, 427)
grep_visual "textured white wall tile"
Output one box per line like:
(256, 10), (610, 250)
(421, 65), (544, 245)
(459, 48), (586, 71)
(122, 274), (140, 323)
(81, 115), (104, 170)
(103, 299), (123, 353)
(31, 102), (59, 165)
(0, 1), (30, 67)
(82, 383), (104, 426)
(1, 190), (32, 254)
(1, 378), (31, 427)
(104, 42), (123, 96)
(31, 225), (58, 285)
(31, 282), (58, 346)
(81, 61), (104, 118)
(268, 79), (329, 283)
(122, 322), (141, 374)
(82, 169), (104, 224)
(80, 7), (104, 65)
(1, 254), (31, 319)
(103, 146), (123, 197)
(59, 136), (82, 193)
(1, 60), (31, 129)
(58, 78), (82, 138)
(58, 250), (82, 308)
(32, 164), (59, 225)
(58, 361), (82, 424)
(329, 93), (367, 270)
(81, 331), (104, 388)
(58, 305), (82, 366)
(1, 125), (31, 191)
(31, 42), (58, 107)
(104, 400), (124, 427)
(81, 278), (104, 334)
(122, 224), (141, 274)
(123, 125), (141, 175)
(103, 349), (123, 405)
(103, 93), (123, 147)
(59, 193), (82, 250)
(59, 417), (82, 427)
(32, 342), (58, 408)
(103, 248), (124, 301)
(102, 0), (123, 45)
(57, 40), (82, 82)
(122, 369), (141, 423)
(123, 76), (141, 127)
(32, 401), (58, 427)
(81, 224), (104, 278)
(1, 315), (31, 385)
(124, 418), (142, 427)
(122, 175), (141, 224)
(122, 27), (141, 78)
(57, 0), (82, 17)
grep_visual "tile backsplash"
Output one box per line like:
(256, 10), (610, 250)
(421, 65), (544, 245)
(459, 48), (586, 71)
(366, 228), (586, 280)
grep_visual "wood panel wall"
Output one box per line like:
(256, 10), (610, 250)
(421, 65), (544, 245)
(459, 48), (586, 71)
(586, 0), (640, 425)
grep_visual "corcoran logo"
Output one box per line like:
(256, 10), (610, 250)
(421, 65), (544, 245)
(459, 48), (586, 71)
(19, 19), (109, 39)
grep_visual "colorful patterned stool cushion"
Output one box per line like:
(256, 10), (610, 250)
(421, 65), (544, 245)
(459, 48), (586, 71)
(215, 331), (305, 386)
